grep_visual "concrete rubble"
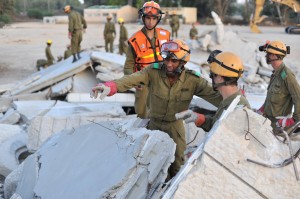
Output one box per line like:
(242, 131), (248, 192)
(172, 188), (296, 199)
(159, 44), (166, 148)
(0, 12), (299, 199)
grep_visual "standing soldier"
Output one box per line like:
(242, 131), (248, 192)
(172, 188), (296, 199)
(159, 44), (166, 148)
(63, 5), (87, 63)
(118, 18), (128, 55)
(170, 11), (180, 39)
(45, 40), (55, 66)
(189, 23), (198, 40)
(91, 39), (222, 179)
(104, 15), (116, 53)
(176, 51), (250, 132)
(257, 40), (300, 132)
(124, 1), (170, 119)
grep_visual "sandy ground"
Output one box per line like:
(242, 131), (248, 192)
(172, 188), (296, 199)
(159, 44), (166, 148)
(0, 22), (299, 85)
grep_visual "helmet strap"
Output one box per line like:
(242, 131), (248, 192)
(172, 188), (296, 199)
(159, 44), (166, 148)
(212, 78), (237, 91)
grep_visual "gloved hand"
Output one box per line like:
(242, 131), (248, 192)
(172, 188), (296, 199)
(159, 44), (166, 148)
(256, 105), (264, 115)
(68, 32), (72, 39)
(276, 116), (295, 128)
(90, 81), (117, 100)
(175, 110), (206, 127)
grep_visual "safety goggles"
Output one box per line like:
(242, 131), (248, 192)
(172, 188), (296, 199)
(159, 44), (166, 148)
(142, 6), (161, 16)
(161, 41), (190, 53)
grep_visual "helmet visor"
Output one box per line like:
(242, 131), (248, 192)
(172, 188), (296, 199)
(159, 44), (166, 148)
(143, 7), (161, 16)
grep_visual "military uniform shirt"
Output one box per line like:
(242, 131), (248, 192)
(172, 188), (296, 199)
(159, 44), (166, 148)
(201, 91), (251, 131)
(68, 10), (87, 33)
(45, 46), (54, 63)
(264, 63), (300, 122)
(115, 64), (222, 121)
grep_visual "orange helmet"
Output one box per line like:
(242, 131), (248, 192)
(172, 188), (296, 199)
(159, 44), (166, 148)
(161, 39), (190, 62)
(139, 1), (163, 17)
(63, 5), (71, 12)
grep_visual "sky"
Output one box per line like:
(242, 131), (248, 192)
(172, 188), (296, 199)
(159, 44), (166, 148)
(79, 0), (84, 3)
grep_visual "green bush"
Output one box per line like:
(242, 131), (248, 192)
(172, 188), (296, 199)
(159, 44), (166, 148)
(28, 9), (44, 19)
(0, 14), (11, 24)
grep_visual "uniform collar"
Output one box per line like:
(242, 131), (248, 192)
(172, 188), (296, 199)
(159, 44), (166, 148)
(272, 63), (285, 77)
(141, 27), (158, 39)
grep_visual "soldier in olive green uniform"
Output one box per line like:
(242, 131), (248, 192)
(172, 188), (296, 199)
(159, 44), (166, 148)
(117, 18), (128, 55)
(177, 51), (250, 132)
(170, 12), (180, 39)
(257, 40), (300, 130)
(91, 39), (222, 179)
(64, 5), (87, 63)
(45, 40), (54, 66)
(104, 15), (116, 53)
(189, 23), (198, 40)
(64, 44), (72, 60)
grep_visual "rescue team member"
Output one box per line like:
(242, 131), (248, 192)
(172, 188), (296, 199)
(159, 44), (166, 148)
(170, 11), (180, 39)
(64, 44), (72, 60)
(90, 39), (222, 179)
(124, 1), (170, 119)
(176, 51), (250, 132)
(257, 40), (300, 131)
(189, 23), (198, 40)
(45, 40), (55, 66)
(64, 5), (87, 63)
(118, 18), (128, 55)
(104, 15), (116, 53)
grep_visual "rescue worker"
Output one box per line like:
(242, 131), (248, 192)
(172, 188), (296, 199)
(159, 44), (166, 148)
(170, 11), (180, 39)
(91, 39), (222, 179)
(257, 40), (300, 131)
(189, 23), (198, 40)
(118, 18), (128, 55)
(64, 44), (72, 59)
(104, 15), (116, 53)
(124, 1), (170, 119)
(176, 51), (250, 132)
(45, 40), (55, 66)
(63, 5), (87, 63)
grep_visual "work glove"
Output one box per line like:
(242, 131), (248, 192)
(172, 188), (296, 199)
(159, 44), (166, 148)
(175, 110), (206, 127)
(90, 81), (117, 100)
(276, 116), (295, 128)
(256, 105), (264, 115)
(68, 32), (72, 39)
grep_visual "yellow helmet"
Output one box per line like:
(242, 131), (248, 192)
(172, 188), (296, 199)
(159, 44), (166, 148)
(209, 52), (243, 78)
(118, 18), (124, 24)
(47, 40), (52, 45)
(161, 39), (190, 62)
(264, 40), (289, 56)
(63, 5), (71, 12)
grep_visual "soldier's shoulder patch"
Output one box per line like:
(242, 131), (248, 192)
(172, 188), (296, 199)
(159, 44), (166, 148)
(152, 63), (162, 70)
(281, 70), (287, 80)
(186, 70), (201, 77)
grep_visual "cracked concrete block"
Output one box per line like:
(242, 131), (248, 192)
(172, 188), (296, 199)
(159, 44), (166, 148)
(27, 101), (126, 151)
(50, 77), (73, 97)
(12, 101), (56, 123)
(91, 51), (125, 72)
(0, 98), (12, 113)
(13, 120), (175, 199)
(96, 72), (124, 82)
(0, 108), (20, 125)
(173, 108), (300, 199)
(4, 162), (24, 199)
(71, 68), (98, 93)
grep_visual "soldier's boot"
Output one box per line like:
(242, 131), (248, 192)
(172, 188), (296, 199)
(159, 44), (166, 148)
(72, 54), (78, 63)
(77, 52), (81, 60)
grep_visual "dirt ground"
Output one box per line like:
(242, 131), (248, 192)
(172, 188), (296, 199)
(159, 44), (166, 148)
(0, 22), (299, 85)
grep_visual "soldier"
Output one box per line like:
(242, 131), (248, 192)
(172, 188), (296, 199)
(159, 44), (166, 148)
(104, 15), (116, 53)
(63, 5), (87, 63)
(257, 40), (300, 131)
(45, 40), (55, 66)
(91, 39), (222, 179)
(124, 1), (170, 119)
(189, 23), (198, 40)
(170, 11), (180, 39)
(64, 44), (72, 60)
(176, 51), (250, 132)
(117, 18), (128, 55)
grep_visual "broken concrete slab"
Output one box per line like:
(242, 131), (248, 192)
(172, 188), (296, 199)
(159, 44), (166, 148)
(0, 98), (12, 113)
(50, 77), (72, 97)
(172, 108), (300, 198)
(0, 125), (27, 177)
(91, 51), (126, 72)
(4, 162), (24, 199)
(71, 68), (98, 93)
(66, 93), (135, 107)
(0, 108), (20, 125)
(12, 100), (56, 124)
(2, 51), (92, 96)
(27, 101), (126, 151)
(12, 120), (175, 199)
